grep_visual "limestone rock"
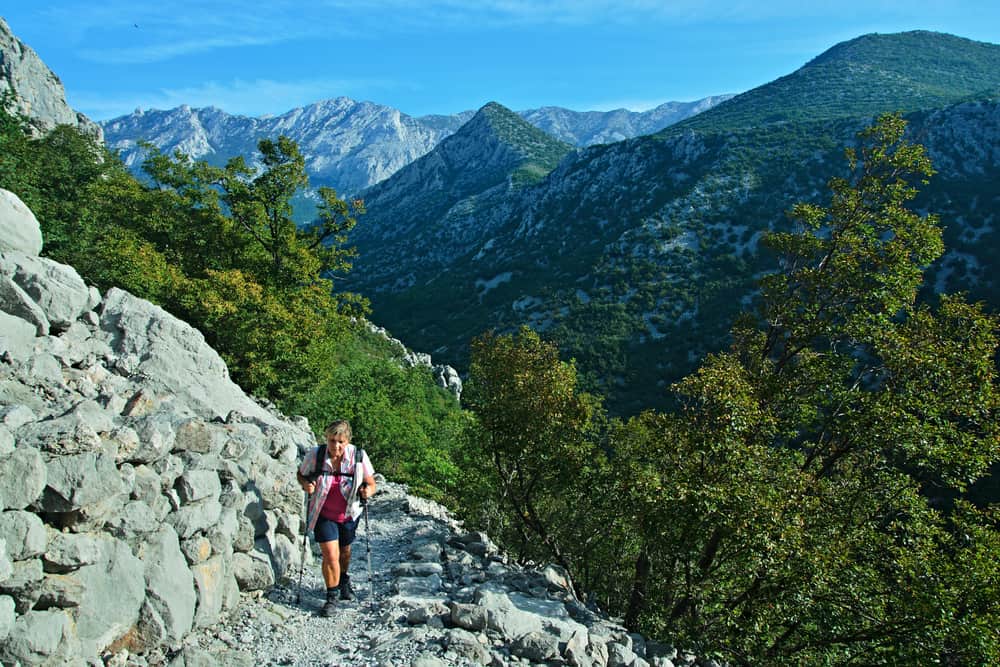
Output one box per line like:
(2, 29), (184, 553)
(0, 608), (78, 665)
(0, 19), (103, 140)
(71, 536), (145, 657)
(39, 452), (124, 514)
(7, 253), (92, 330)
(0, 188), (42, 255)
(231, 551), (275, 591)
(0, 594), (14, 640)
(99, 288), (276, 424)
(43, 530), (103, 573)
(35, 573), (85, 609)
(0, 310), (37, 362)
(190, 556), (229, 628)
(0, 445), (46, 510)
(0, 273), (49, 335)
(139, 525), (196, 645)
(0, 511), (47, 560)
(0, 539), (10, 583)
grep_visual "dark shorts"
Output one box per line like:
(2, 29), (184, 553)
(314, 515), (359, 546)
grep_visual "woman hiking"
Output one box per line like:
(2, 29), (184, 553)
(297, 420), (376, 616)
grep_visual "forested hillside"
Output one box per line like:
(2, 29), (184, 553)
(348, 31), (1000, 415)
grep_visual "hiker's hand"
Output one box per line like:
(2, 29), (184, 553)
(301, 481), (315, 495)
(358, 484), (368, 500)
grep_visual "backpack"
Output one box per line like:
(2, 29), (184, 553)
(308, 444), (367, 493)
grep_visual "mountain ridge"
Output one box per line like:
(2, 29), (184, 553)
(0, 16), (102, 141)
(348, 102), (573, 291)
(100, 95), (730, 196)
(662, 29), (1000, 134)
(347, 30), (1000, 413)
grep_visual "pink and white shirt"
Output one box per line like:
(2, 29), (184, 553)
(298, 444), (374, 531)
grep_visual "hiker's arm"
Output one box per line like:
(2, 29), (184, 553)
(297, 471), (315, 495)
(360, 473), (376, 499)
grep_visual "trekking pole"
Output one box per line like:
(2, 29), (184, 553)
(361, 486), (375, 611)
(295, 491), (312, 605)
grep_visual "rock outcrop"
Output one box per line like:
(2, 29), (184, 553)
(364, 322), (462, 400)
(0, 188), (312, 665)
(0, 17), (103, 141)
(101, 100), (459, 196)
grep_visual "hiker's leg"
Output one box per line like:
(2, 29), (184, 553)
(336, 517), (360, 600)
(315, 520), (342, 616)
(339, 544), (351, 574)
(315, 517), (343, 588)
(320, 540), (341, 588)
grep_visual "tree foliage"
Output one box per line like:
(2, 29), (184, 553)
(462, 327), (607, 581)
(456, 114), (1000, 664)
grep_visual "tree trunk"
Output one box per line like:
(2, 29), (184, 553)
(624, 549), (651, 630)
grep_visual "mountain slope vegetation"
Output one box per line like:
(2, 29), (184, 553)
(347, 102), (573, 293)
(0, 100), (469, 499)
(349, 31), (1000, 414)
(670, 30), (1000, 132)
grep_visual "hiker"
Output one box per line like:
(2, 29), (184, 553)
(297, 420), (376, 616)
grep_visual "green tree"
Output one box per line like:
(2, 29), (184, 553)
(452, 114), (1000, 664)
(219, 136), (364, 293)
(0, 92), (35, 198)
(610, 114), (1000, 664)
(462, 326), (607, 582)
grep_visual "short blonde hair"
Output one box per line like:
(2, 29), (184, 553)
(323, 420), (352, 440)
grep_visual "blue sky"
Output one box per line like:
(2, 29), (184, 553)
(4, 1), (1000, 121)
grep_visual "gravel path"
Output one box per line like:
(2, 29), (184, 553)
(173, 482), (486, 667)
(165, 482), (692, 667)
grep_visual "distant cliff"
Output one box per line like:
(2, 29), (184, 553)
(0, 17), (102, 141)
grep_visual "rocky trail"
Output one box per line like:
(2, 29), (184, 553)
(171, 480), (703, 667)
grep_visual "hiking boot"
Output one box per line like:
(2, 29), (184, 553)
(320, 593), (337, 617)
(339, 574), (354, 601)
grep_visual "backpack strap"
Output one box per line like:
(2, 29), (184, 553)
(308, 444), (327, 482)
(346, 447), (367, 511)
(308, 444), (359, 481)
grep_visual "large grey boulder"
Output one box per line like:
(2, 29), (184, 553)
(176, 469), (222, 505)
(98, 288), (277, 425)
(190, 556), (230, 628)
(38, 451), (124, 514)
(0, 189), (42, 255)
(167, 497), (222, 540)
(0, 274), (49, 336)
(17, 399), (115, 456)
(0, 608), (79, 665)
(231, 551), (275, 591)
(6, 253), (93, 331)
(138, 525), (196, 645)
(71, 536), (145, 657)
(0, 445), (46, 510)
(0, 309), (38, 361)
(43, 531), (103, 573)
(0, 511), (47, 561)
